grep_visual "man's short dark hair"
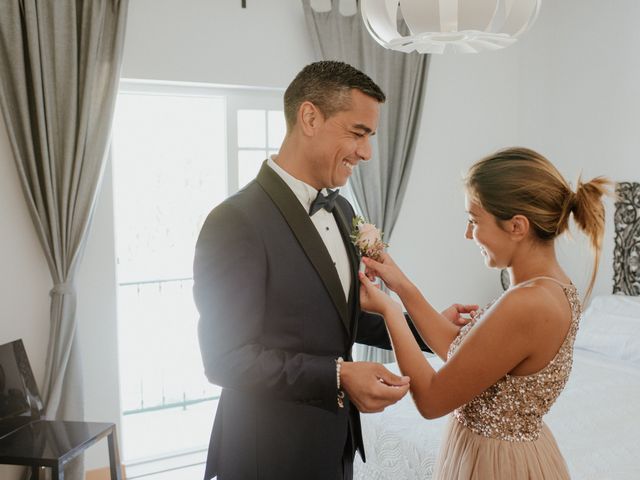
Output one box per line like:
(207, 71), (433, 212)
(283, 61), (386, 130)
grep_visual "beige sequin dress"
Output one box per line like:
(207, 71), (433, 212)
(433, 277), (581, 479)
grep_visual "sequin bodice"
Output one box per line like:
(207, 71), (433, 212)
(448, 281), (582, 442)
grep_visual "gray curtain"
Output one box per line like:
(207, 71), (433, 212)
(303, 0), (429, 362)
(0, 1), (128, 478)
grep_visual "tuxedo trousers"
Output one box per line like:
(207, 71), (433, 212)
(337, 428), (354, 480)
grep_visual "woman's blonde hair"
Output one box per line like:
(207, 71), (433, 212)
(465, 147), (612, 300)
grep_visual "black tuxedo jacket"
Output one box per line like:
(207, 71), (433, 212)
(194, 162), (426, 480)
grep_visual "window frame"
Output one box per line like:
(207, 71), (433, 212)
(119, 78), (286, 196)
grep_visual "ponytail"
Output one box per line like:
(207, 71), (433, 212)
(572, 176), (612, 301)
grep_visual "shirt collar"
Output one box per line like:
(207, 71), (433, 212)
(267, 155), (327, 212)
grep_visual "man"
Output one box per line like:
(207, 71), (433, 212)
(194, 61), (474, 480)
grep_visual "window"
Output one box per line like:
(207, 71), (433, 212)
(237, 109), (285, 187)
(112, 80), (285, 476)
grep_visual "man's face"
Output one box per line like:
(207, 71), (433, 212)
(306, 89), (380, 189)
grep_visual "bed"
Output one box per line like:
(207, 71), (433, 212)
(354, 182), (640, 479)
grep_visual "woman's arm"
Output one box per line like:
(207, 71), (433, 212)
(396, 281), (463, 361)
(359, 273), (538, 419)
(363, 255), (473, 360)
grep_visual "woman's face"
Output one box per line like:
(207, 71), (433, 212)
(464, 196), (514, 269)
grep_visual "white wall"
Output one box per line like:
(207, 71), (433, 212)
(516, 0), (640, 297)
(1, 0), (639, 476)
(392, 49), (520, 309)
(0, 116), (53, 480)
(0, 121), (51, 383)
(121, 0), (314, 88)
(0, 117), (53, 382)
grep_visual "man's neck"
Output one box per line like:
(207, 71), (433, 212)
(275, 140), (323, 190)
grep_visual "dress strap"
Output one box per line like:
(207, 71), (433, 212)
(512, 275), (572, 289)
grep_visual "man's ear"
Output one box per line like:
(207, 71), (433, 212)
(508, 214), (530, 240)
(298, 101), (322, 136)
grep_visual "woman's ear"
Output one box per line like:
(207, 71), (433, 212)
(508, 214), (530, 241)
(298, 101), (321, 136)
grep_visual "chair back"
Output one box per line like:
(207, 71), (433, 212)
(0, 339), (44, 438)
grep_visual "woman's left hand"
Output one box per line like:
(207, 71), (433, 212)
(441, 303), (479, 326)
(359, 272), (402, 316)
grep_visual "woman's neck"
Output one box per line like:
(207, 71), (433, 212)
(507, 241), (568, 286)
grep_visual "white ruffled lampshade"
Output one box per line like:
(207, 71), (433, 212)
(361, 0), (541, 54)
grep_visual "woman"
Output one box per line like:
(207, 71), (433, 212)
(359, 147), (610, 479)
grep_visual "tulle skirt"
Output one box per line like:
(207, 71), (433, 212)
(433, 417), (571, 479)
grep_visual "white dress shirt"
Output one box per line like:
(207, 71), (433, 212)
(267, 156), (352, 300)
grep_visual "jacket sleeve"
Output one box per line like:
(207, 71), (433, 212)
(194, 201), (339, 412)
(355, 311), (431, 352)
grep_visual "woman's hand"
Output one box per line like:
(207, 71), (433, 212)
(359, 272), (402, 316)
(441, 303), (479, 327)
(362, 252), (411, 294)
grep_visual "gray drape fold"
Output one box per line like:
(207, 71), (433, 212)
(0, 0), (128, 477)
(303, 0), (428, 362)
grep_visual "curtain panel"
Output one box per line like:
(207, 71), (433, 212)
(0, 1), (129, 477)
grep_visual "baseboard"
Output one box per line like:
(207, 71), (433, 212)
(86, 465), (127, 480)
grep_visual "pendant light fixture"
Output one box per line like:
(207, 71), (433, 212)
(361, 0), (541, 54)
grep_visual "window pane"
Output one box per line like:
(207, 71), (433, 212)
(112, 91), (226, 463)
(237, 109), (266, 148)
(112, 93), (227, 283)
(268, 110), (286, 149)
(238, 150), (267, 188)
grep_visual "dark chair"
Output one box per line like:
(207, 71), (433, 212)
(0, 339), (122, 480)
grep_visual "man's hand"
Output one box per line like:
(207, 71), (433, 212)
(340, 361), (410, 413)
(441, 303), (479, 327)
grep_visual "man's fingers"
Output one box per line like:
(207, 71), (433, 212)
(377, 382), (410, 401)
(377, 368), (410, 387)
(360, 383), (409, 412)
(346, 362), (412, 412)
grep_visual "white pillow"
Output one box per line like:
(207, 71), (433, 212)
(575, 294), (640, 365)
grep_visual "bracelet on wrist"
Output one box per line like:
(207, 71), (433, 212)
(336, 356), (344, 409)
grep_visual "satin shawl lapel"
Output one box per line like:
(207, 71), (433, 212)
(333, 202), (360, 311)
(256, 162), (350, 333)
(333, 203), (361, 340)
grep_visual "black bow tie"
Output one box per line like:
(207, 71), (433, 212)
(309, 189), (340, 216)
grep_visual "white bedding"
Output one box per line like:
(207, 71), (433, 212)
(354, 297), (640, 479)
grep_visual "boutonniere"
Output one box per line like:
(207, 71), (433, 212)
(350, 216), (388, 262)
